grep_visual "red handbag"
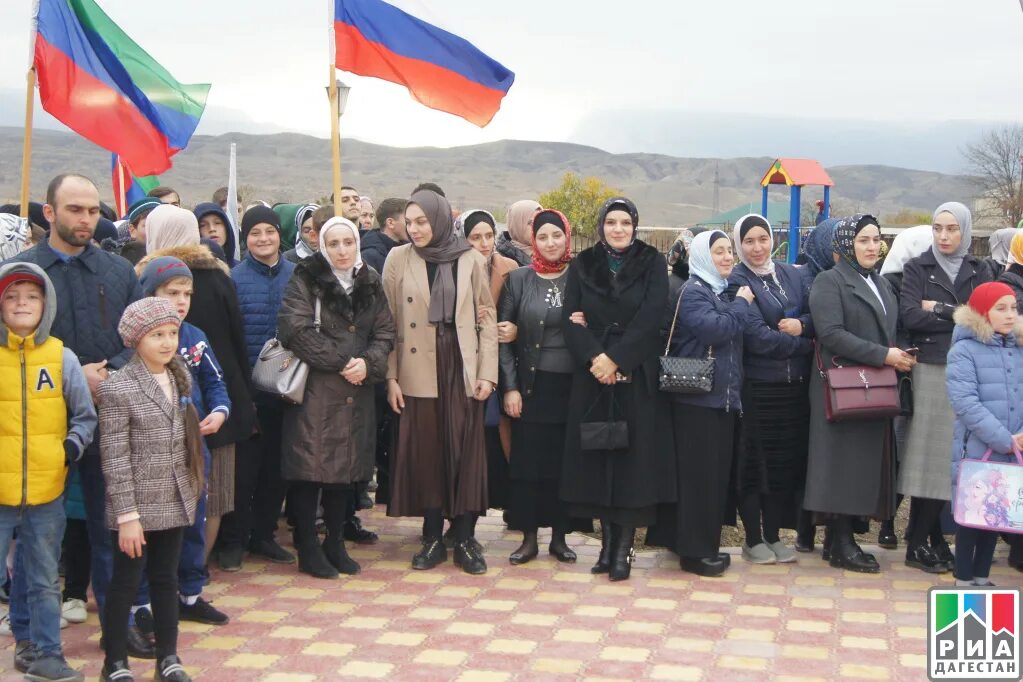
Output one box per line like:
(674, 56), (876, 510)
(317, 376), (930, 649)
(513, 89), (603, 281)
(815, 344), (900, 422)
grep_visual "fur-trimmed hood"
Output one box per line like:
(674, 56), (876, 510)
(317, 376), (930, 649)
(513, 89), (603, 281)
(293, 251), (383, 321)
(135, 244), (231, 277)
(952, 304), (1023, 346)
(574, 240), (661, 299)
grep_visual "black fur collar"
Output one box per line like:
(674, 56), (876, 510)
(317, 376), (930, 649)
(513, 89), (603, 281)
(295, 253), (381, 320)
(575, 241), (661, 297)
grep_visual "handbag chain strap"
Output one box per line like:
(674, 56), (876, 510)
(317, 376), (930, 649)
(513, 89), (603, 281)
(664, 282), (714, 360)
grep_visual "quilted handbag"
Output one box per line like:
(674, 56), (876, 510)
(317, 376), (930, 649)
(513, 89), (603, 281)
(815, 343), (900, 422)
(659, 283), (715, 394)
(251, 299), (320, 405)
(953, 446), (1023, 534)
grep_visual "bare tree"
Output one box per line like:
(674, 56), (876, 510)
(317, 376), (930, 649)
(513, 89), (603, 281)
(962, 124), (1023, 227)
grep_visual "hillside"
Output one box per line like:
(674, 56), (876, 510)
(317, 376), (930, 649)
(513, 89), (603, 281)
(0, 128), (978, 226)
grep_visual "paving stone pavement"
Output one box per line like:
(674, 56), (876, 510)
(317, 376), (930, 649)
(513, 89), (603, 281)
(1, 507), (1019, 681)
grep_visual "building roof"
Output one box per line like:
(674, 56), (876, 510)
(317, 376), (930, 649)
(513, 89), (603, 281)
(700, 201), (792, 227)
(760, 158), (835, 188)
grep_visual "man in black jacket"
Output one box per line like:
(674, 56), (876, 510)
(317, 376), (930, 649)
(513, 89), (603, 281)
(360, 198), (408, 274)
(6, 173), (150, 660)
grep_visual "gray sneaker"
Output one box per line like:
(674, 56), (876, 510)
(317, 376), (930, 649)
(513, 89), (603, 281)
(23, 653), (84, 682)
(742, 543), (777, 565)
(768, 541), (798, 564)
(14, 639), (37, 673)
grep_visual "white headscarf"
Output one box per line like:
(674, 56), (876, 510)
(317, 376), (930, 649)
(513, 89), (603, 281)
(146, 204), (200, 253)
(880, 225), (933, 276)
(688, 230), (730, 295)
(731, 213), (776, 278)
(318, 217), (362, 293)
(931, 202), (972, 283)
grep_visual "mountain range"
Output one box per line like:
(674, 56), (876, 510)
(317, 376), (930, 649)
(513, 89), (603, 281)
(0, 126), (979, 227)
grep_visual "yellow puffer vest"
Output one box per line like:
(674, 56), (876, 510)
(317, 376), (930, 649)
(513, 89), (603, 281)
(0, 334), (67, 506)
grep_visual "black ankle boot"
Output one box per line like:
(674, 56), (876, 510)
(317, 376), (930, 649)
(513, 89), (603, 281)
(322, 534), (361, 575)
(821, 526), (832, 561)
(454, 540), (487, 575)
(510, 531), (539, 565)
(878, 519), (897, 549)
(412, 538), (447, 570)
(608, 524), (635, 582)
(591, 520), (616, 574)
(295, 537), (339, 579)
(829, 518), (879, 574)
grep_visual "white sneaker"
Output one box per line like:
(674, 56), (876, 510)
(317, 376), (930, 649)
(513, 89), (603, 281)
(60, 615), (69, 629)
(62, 598), (87, 624)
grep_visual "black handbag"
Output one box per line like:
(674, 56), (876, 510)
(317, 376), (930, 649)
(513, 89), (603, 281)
(659, 283), (715, 394)
(579, 389), (629, 451)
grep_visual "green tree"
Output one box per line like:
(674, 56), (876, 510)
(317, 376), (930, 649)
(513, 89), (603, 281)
(538, 172), (621, 238)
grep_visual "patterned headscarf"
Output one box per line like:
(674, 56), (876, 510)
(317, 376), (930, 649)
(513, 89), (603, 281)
(597, 197), (639, 273)
(803, 219), (838, 278)
(666, 228), (695, 267)
(832, 214), (881, 277)
(530, 209), (572, 275)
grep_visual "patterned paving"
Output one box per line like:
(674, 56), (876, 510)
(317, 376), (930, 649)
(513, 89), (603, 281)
(2, 507), (1018, 681)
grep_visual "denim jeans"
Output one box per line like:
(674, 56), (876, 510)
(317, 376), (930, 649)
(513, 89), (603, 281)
(1, 498), (66, 657)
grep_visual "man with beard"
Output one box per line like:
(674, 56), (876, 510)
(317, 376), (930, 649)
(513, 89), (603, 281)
(7, 174), (149, 664)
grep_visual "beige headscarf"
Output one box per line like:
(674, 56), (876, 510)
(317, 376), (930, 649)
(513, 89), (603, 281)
(146, 204), (200, 253)
(506, 199), (541, 257)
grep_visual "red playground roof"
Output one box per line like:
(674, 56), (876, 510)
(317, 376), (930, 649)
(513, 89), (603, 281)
(760, 158), (834, 188)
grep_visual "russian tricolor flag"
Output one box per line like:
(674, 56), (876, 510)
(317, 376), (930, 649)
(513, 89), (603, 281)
(333, 0), (515, 127)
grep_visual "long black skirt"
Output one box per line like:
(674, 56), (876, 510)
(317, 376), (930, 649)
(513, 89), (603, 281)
(646, 403), (737, 559)
(735, 380), (809, 529)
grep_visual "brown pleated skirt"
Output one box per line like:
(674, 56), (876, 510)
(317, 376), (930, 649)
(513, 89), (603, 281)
(387, 325), (488, 518)
(206, 444), (235, 518)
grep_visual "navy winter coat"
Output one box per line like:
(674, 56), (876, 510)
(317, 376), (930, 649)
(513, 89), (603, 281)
(667, 276), (749, 411)
(361, 230), (401, 275)
(7, 241), (141, 368)
(178, 321), (231, 421)
(946, 306), (1023, 500)
(728, 262), (814, 384)
(231, 254), (295, 370)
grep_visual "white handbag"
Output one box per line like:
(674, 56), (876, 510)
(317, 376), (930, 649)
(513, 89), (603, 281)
(251, 299), (320, 405)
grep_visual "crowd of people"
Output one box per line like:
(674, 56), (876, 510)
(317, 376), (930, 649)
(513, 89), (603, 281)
(0, 173), (1021, 681)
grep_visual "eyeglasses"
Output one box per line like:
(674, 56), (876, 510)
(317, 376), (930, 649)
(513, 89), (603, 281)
(932, 225), (960, 235)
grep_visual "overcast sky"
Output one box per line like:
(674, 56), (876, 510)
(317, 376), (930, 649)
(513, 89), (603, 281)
(3, 0), (1022, 150)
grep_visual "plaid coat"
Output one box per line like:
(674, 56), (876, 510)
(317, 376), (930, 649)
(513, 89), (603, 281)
(98, 355), (198, 531)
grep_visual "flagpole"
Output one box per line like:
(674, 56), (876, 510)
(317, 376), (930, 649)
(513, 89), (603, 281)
(116, 158), (127, 217)
(328, 0), (341, 217)
(19, 67), (35, 220)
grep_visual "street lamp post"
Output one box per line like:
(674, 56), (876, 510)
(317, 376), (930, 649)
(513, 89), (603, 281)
(327, 77), (351, 216)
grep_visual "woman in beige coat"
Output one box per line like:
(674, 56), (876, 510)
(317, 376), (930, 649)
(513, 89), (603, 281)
(383, 189), (498, 575)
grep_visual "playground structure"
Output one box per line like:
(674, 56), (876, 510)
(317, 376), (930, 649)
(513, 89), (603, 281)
(760, 158), (834, 263)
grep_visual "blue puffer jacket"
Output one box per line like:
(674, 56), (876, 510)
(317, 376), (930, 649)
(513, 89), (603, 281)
(667, 276), (749, 411)
(6, 241), (141, 368)
(946, 305), (1023, 500)
(231, 254), (295, 370)
(728, 261), (814, 384)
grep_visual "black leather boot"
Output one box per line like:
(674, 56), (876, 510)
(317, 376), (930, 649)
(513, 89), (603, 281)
(608, 524), (635, 582)
(591, 520), (616, 574)
(795, 517), (816, 553)
(821, 526), (832, 561)
(412, 538), (447, 570)
(322, 534), (361, 575)
(878, 519), (897, 550)
(295, 534), (339, 580)
(829, 517), (879, 574)
(905, 544), (947, 574)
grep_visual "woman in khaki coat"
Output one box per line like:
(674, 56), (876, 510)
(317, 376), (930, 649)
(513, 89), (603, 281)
(383, 189), (499, 575)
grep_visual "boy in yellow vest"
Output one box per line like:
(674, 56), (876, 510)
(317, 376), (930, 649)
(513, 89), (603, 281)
(0, 262), (96, 682)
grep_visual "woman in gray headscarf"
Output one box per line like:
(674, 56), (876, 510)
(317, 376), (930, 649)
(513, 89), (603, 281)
(382, 189), (499, 576)
(986, 227), (1017, 277)
(897, 202), (992, 574)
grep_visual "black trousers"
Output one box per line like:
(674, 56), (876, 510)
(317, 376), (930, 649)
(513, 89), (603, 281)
(62, 518), (91, 602)
(289, 482), (351, 544)
(103, 527), (184, 665)
(220, 403), (289, 548)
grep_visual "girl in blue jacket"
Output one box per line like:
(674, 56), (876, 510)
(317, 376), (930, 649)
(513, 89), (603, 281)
(946, 282), (1023, 586)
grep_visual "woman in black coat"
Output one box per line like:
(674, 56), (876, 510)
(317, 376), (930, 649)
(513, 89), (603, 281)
(499, 209), (578, 565)
(727, 215), (814, 566)
(278, 218), (395, 579)
(898, 203), (991, 573)
(561, 197), (674, 581)
(805, 215), (917, 573)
